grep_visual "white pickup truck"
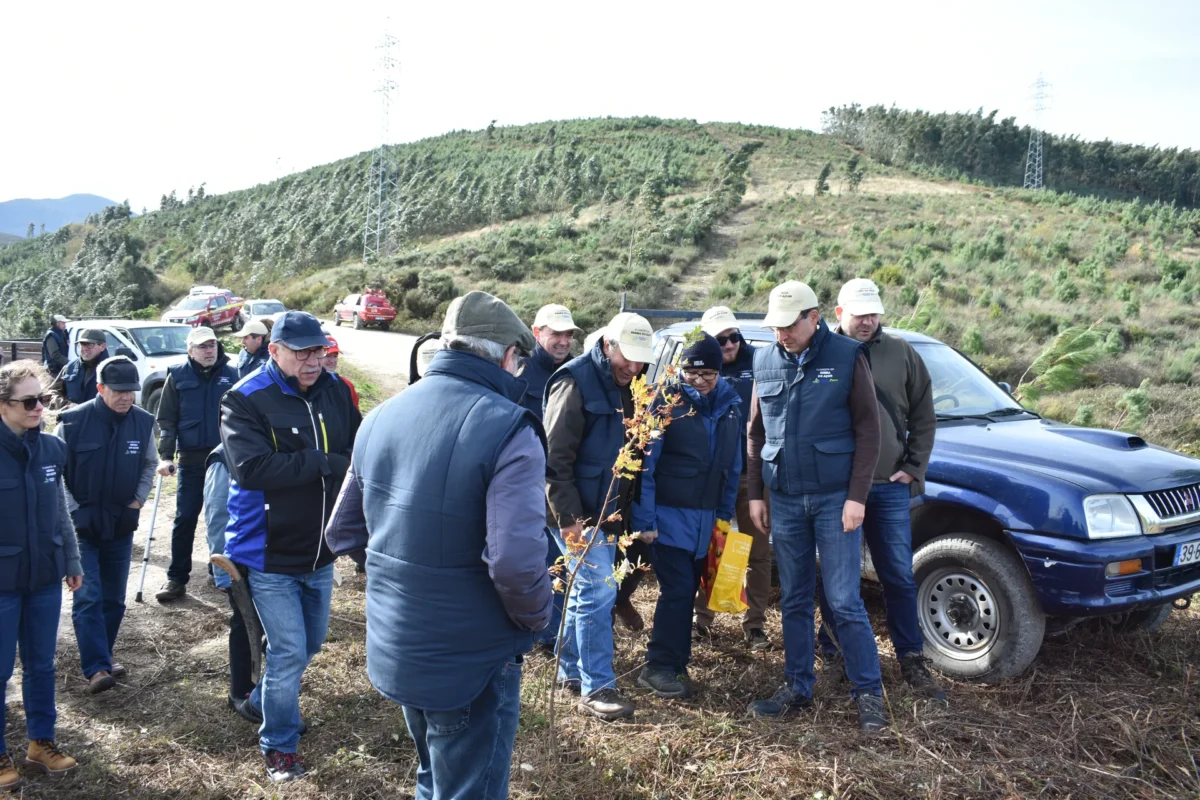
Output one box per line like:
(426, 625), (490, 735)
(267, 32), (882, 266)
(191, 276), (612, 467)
(65, 320), (192, 414)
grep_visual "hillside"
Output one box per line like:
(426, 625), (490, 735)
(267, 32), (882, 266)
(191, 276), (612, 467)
(0, 192), (120, 237)
(0, 232), (21, 247)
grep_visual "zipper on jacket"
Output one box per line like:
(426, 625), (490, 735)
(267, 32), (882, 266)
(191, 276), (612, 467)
(304, 400), (326, 573)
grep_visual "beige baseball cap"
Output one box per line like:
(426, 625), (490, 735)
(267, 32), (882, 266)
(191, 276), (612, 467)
(763, 281), (820, 328)
(186, 326), (218, 347)
(700, 306), (740, 337)
(837, 278), (886, 316)
(232, 319), (269, 338)
(603, 312), (655, 364)
(532, 304), (582, 332)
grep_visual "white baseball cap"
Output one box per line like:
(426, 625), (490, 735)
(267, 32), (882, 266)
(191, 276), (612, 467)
(232, 319), (269, 338)
(762, 281), (820, 328)
(700, 306), (740, 337)
(838, 278), (886, 316)
(186, 326), (218, 347)
(532, 304), (582, 332)
(603, 312), (655, 364)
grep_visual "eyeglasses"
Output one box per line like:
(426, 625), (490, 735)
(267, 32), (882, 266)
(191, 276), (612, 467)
(191, 341), (218, 350)
(79, 341), (104, 349)
(715, 332), (743, 347)
(289, 346), (329, 362)
(683, 370), (719, 383)
(6, 394), (52, 411)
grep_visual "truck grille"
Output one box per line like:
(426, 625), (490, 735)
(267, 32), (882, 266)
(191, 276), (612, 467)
(1144, 484), (1200, 520)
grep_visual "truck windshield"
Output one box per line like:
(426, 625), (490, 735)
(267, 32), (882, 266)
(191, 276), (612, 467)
(251, 301), (286, 315)
(911, 342), (1024, 417)
(130, 326), (190, 356)
(175, 297), (210, 311)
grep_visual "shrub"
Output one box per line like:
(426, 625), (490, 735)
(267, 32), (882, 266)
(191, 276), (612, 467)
(961, 325), (986, 355)
(1054, 281), (1080, 303)
(870, 264), (905, 286)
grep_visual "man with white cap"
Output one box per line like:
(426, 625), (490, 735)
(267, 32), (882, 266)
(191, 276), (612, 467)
(544, 311), (654, 722)
(154, 326), (238, 602)
(745, 281), (889, 732)
(232, 319), (271, 378)
(692, 306), (773, 650)
(818, 278), (945, 701)
(41, 315), (70, 375)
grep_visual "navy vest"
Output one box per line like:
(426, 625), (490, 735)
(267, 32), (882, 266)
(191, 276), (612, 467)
(655, 381), (742, 509)
(545, 342), (627, 525)
(516, 345), (561, 421)
(0, 425), (67, 593)
(235, 346), (269, 379)
(60, 398), (154, 541)
(170, 357), (238, 452)
(359, 349), (542, 710)
(752, 320), (864, 495)
(42, 328), (68, 370)
(61, 359), (100, 405)
(721, 340), (756, 475)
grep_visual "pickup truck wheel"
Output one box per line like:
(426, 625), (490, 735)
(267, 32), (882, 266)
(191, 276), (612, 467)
(1100, 603), (1174, 633)
(144, 387), (163, 417)
(334, 314), (342, 327)
(378, 322), (390, 332)
(913, 534), (1045, 683)
(353, 313), (362, 330)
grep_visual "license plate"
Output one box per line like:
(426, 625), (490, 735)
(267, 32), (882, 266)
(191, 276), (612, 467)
(1175, 540), (1200, 566)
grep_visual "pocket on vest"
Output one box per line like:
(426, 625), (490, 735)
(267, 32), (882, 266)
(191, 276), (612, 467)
(812, 437), (855, 486)
(573, 462), (608, 519)
(0, 545), (22, 589)
(760, 443), (782, 491)
(116, 506), (141, 537)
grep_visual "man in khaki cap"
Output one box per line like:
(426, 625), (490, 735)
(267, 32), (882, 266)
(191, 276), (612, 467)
(232, 319), (271, 378)
(49, 328), (108, 409)
(544, 311), (654, 722)
(744, 281), (889, 733)
(819, 279), (945, 700)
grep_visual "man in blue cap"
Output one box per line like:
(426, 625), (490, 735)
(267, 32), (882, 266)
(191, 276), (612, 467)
(219, 311), (361, 783)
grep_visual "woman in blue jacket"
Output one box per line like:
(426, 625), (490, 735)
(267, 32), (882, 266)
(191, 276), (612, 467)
(0, 360), (83, 789)
(633, 334), (742, 699)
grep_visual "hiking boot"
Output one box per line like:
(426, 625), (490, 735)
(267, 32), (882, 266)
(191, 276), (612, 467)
(693, 620), (712, 640)
(264, 749), (306, 783)
(612, 600), (644, 632)
(155, 581), (186, 603)
(111, 663), (127, 680)
(749, 684), (812, 718)
(0, 754), (19, 790)
(24, 739), (77, 775)
(855, 693), (890, 733)
(637, 668), (691, 699)
(744, 628), (771, 651)
(231, 697), (307, 735)
(555, 679), (582, 696)
(578, 687), (635, 722)
(87, 670), (116, 695)
(900, 653), (948, 702)
(820, 650), (846, 684)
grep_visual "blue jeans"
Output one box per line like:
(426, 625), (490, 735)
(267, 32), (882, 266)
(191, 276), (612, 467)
(646, 543), (705, 673)
(551, 528), (617, 696)
(203, 461), (231, 590)
(818, 481), (923, 660)
(402, 656), (523, 800)
(0, 583), (62, 750)
(247, 564), (334, 754)
(168, 462), (205, 584)
(73, 533), (134, 678)
(771, 489), (882, 698)
(533, 528), (563, 647)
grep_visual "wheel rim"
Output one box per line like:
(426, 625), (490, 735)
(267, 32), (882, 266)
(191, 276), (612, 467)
(918, 568), (1001, 662)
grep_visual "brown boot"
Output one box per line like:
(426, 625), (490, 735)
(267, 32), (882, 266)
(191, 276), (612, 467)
(88, 670), (116, 695)
(0, 754), (20, 790)
(612, 600), (644, 632)
(25, 739), (77, 775)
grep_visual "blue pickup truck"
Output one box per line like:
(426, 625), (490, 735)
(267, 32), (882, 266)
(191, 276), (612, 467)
(646, 319), (1200, 682)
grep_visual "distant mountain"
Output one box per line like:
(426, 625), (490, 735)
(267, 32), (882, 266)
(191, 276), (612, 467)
(0, 232), (22, 247)
(0, 194), (121, 237)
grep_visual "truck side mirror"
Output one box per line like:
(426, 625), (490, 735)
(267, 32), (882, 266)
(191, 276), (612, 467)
(998, 381), (1012, 393)
(115, 346), (138, 361)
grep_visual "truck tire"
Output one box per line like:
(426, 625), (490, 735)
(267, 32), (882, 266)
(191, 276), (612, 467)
(334, 313), (342, 327)
(353, 313), (362, 330)
(232, 312), (246, 331)
(378, 321), (390, 332)
(144, 387), (163, 418)
(1100, 603), (1174, 633)
(913, 533), (1045, 683)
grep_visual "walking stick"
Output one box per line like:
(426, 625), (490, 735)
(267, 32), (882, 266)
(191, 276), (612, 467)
(134, 473), (166, 603)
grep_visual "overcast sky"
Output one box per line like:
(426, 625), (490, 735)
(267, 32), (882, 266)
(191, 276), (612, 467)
(3, 0), (1198, 212)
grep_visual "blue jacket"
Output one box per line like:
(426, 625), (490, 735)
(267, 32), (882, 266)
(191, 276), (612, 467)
(753, 320), (863, 495)
(58, 398), (155, 541)
(0, 424), (69, 592)
(234, 346), (269, 379)
(721, 340), (756, 474)
(167, 358), (238, 453)
(516, 345), (561, 420)
(357, 349), (544, 710)
(632, 380), (742, 558)
(59, 358), (100, 405)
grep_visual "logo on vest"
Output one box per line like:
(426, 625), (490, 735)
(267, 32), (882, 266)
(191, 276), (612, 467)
(126, 440), (141, 456)
(219, 377), (231, 384)
(812, 367), (839, 384)
(41, 465), (57, 484)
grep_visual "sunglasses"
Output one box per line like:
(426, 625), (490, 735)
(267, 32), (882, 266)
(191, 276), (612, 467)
(7, 394), (52, 411)
(715, 332), (743, 346)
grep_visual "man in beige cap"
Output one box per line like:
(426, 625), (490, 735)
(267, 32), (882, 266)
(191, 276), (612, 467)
(544, 311), (654, 722)
(818, 279), (945, 700)
(692, 306), (773, 651)
(744, 281), (889, 733)
(232, 319), (270, 378)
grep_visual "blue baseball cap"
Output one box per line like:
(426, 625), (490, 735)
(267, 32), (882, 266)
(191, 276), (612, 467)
(271, 311), (332, 350)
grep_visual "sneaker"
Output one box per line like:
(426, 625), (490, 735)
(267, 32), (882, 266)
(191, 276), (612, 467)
(0, 754), (20, 790)
(855, 693), (890, 733)
(578, 687), (635, 722)
(820, 650), (846, 684)
(612, 600), (644, 632)
(264, 749), (306, 783)
(88, 670), (116, 695)
(744, 628), (771, 651)
(230, 696), (308, 735)
(900, 653), (948, 702)
(555, 679), (582, 696)
(24, 739), (77, 775)
(637, 668), (691, 699)
(111, 663), (127, 680)
(155, 581), (186, 603)
(748, 684), (812, 718)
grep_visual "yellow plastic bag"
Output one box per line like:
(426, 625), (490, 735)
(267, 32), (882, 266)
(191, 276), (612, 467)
(701, 519), (752, 614)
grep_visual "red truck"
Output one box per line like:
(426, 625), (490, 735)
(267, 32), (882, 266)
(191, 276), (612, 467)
(161, 289), (246, 330)
(333, 289), (397, 331)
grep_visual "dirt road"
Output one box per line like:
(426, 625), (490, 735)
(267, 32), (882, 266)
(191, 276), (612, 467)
(322, 319), (421, 394)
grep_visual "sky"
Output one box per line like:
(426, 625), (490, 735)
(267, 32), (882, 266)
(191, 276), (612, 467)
(2, 0), (1198, 213)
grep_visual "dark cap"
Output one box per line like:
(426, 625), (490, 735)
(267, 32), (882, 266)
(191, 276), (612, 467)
(97, 356), (140, 391)
(680, 332), (723, 372)
(270, 311), (332, 350)
(441, 291), (535, 356)
(79, 329), (107, 345)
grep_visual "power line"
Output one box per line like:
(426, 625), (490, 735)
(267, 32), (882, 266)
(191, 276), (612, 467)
(1023, 74), (1051, 190)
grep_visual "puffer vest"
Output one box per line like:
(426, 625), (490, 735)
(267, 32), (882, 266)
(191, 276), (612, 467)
(0, 425), (67, 592)
(170, 357), (238, 452)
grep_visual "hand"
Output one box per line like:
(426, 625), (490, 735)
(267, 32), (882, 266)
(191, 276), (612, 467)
(749, 499), (770, 533)
(127, 500), (143, 510)
(842, 500), (866, 532)
(65, 575), (82, 592)
(889, 470), (915, 485)
(636, 530), (658, 543)
(156, 460), (176, 477)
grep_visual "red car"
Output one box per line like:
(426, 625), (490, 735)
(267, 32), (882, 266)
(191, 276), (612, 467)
(334, 289), (397, 331)
(161, 290), (246, 330)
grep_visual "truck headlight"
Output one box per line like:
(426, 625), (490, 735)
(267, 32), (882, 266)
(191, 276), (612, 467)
(1083, 495), (1142, 539)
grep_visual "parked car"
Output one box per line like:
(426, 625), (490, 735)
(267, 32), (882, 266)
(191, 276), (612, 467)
(65, 320), (192, 413)
(333, 289), (396, 330)
(648, 319), (1200, 682)
(242, 298), (288, 325)
(161, 289), (245, 330)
